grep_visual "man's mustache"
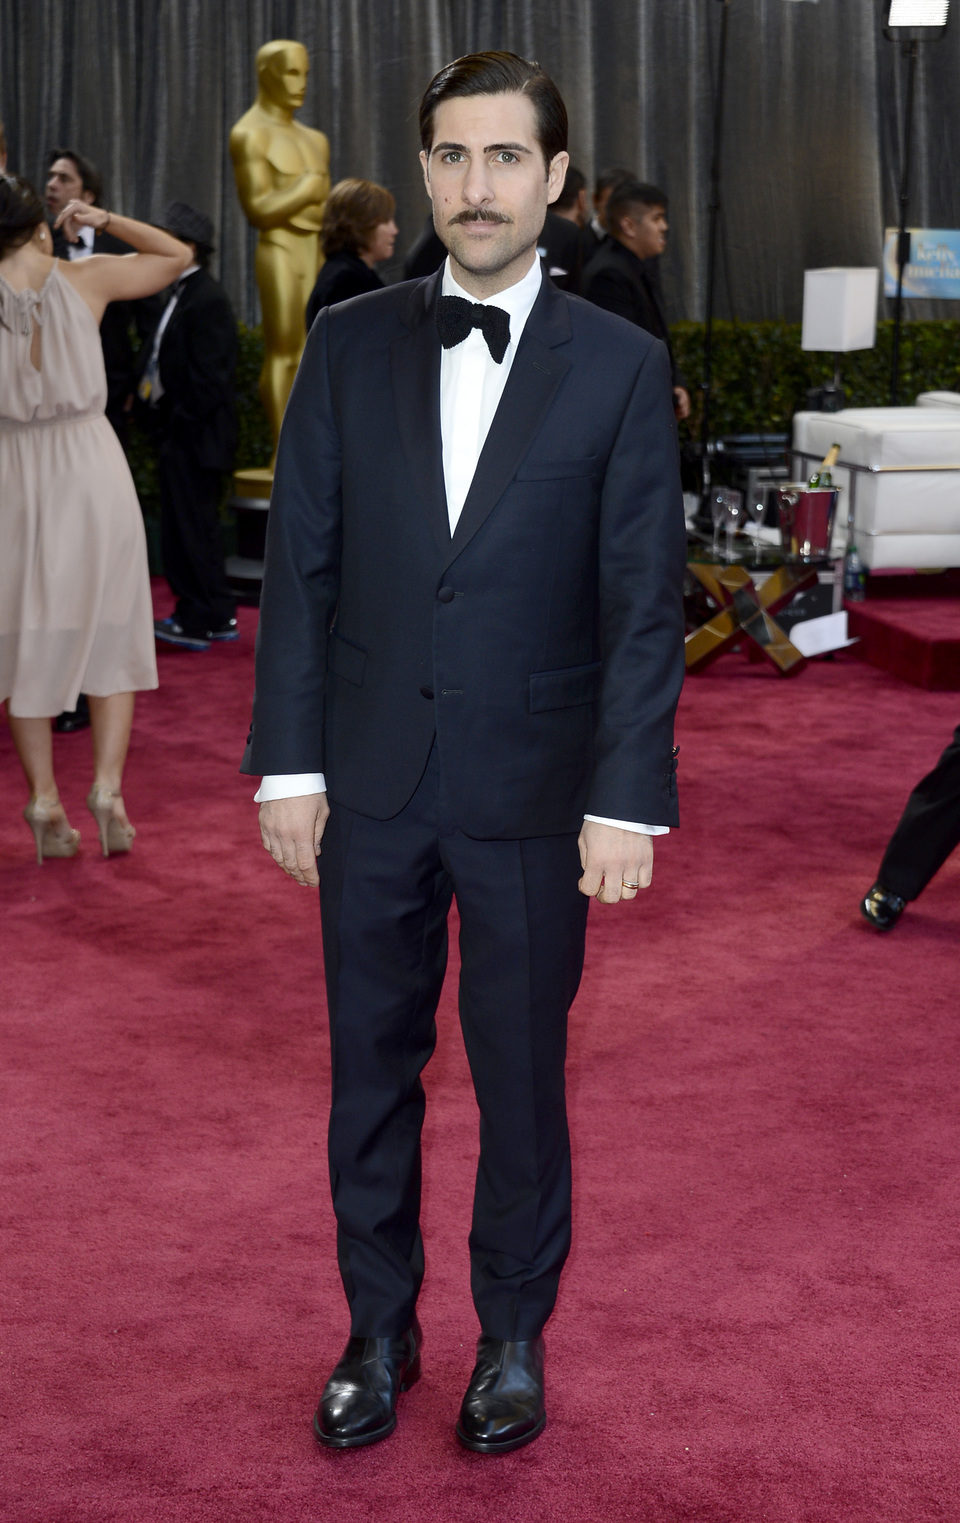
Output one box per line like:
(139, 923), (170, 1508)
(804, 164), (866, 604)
(449, 209), (511, 226)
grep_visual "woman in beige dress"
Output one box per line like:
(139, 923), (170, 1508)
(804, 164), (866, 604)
(0, 175), (190, 861)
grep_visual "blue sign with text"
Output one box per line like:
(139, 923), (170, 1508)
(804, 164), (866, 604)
(883, 229), (960, 299)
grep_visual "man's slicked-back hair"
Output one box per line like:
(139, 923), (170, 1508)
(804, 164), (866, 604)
(46, 147), (103, 205)
(419, 51), (567, 172)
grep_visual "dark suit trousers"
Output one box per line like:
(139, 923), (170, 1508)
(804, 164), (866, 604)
(158, 436), (235, 634)
(877, 722), (960, 899)
(317, 744), (589, 1341)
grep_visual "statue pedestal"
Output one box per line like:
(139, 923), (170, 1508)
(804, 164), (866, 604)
(226, 466), (273, 602)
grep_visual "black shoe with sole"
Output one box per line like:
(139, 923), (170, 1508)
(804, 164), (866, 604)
(154, 618), (209, 651)
(313, 1319), (422, 1449)
(456, 1334), (546, 1454)
(860, 882), (907, 931)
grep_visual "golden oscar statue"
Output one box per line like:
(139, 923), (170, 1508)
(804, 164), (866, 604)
(230, 38), (330, 498)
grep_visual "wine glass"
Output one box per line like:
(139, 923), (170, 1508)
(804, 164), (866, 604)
(720, 488), (744, 560)
(745, 490), (767, 558)
(709, 490), (728, 557)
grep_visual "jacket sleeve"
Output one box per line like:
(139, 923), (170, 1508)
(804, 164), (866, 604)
(586, 337), (686, 826)
(241, 309), (342, 776)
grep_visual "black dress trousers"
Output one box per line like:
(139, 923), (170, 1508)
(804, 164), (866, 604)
(317, 743), (589, 1342)
(158, 436), (236, 635)
(877, 722), (960, 900)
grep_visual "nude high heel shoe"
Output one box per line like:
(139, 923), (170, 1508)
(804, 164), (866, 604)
(86, 784), (136, 858)
(23, 797), (81, 864)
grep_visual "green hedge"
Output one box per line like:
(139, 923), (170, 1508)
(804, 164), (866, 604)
(129, 317), (960, 534)
(671, 318), (960, 440)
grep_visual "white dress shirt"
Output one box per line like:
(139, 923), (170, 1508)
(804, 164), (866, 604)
(255, 254), (666, 837)
(65, 224), (96, 260)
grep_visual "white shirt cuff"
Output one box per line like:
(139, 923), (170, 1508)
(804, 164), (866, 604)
(254, 773), (326, 803)
(583, 815), (669, 836)
(252, 786), (667, 839)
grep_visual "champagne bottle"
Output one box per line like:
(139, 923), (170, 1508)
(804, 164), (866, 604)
(808, 442), (840, 489)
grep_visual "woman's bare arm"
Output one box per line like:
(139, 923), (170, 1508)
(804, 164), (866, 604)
(54, 201), (191, 320)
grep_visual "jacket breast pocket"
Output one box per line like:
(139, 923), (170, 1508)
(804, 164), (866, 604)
(328, 632), (367, 687)
(529, 660), (602, 713)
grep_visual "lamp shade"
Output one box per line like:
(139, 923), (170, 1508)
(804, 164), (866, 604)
(801, 267), (879, 351)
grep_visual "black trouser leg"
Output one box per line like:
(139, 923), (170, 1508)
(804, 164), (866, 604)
(158, 436), (235, 633)
(877, 723), (960, 900)
(448, 827), (588, 1340)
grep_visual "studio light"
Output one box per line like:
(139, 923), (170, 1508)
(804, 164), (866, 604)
(886, 1), (950, 36)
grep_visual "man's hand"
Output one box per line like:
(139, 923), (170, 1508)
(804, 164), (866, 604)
(577, 820), (654, 904)
(258, 793), (329, 887)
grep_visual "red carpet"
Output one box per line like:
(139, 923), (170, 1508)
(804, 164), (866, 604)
(2, 584), (959, 1522)
(848, 571), (960, 689)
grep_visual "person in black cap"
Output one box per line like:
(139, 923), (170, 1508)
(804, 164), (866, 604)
(141, 202), (239, 649)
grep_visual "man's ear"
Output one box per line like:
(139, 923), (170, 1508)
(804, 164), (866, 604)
(419, 150), (432, 200)
(82, 189), (96, 206)
(546, 150), (570, 206)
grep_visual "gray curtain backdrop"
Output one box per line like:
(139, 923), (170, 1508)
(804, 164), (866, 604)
(2, 0), (959, 328)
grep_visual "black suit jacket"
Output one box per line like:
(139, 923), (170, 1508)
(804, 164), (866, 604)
(582, 239), (685, 389)
(305, 251), (384, 330)
(242, 270), (685, 836)
(149, 268), (238, 472)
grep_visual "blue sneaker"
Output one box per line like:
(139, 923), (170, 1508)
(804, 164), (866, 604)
(154, 618), (209, 651)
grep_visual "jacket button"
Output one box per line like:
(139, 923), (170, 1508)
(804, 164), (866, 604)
(437, 585), (455, 603)
(419, 685), (434, 699)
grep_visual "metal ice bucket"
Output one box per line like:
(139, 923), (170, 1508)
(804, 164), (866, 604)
(777, 484), (840, 561)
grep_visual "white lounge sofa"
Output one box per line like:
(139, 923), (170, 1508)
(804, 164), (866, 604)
(792, 402), (960, 568)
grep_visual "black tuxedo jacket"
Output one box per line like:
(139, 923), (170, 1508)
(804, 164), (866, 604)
(242, 269), (685, 837)
(582, 239), (685, 389)
(150, 268), (238, 472)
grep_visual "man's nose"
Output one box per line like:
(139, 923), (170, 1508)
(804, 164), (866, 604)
(461, 159), (493, 205)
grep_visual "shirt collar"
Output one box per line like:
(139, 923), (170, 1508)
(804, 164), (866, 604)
(441, 254), (543, 336)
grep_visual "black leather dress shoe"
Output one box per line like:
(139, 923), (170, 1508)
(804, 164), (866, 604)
(313, 1318), (421, 1449)
(456, 1334), (546, 1454)
(860, 882), (907, 931)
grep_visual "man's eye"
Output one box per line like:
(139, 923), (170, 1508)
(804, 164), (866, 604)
(441, 151), (463, 164)
(495, 152), (518, 164)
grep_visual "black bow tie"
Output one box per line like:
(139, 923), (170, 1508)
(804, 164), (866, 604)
(436, 294), (511, 363)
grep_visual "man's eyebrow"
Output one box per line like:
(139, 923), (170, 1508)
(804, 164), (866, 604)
(430, 140), (533, 156)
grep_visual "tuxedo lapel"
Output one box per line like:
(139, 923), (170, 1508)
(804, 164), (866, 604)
(391, 270), (449, 557)
(445, 278), (572, 567)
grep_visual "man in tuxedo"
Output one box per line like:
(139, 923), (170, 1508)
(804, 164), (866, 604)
(243, 51), (685, 1454)
(142, 203), (238, 650)
(861, 722), (960, 929)
(582, 178), (691, 421)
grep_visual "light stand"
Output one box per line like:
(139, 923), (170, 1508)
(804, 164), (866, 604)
(697, 0), (730, 503)
(884, 0), (950, 404)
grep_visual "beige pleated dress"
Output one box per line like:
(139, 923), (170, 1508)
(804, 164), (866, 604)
(0, 260), (158, 717)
